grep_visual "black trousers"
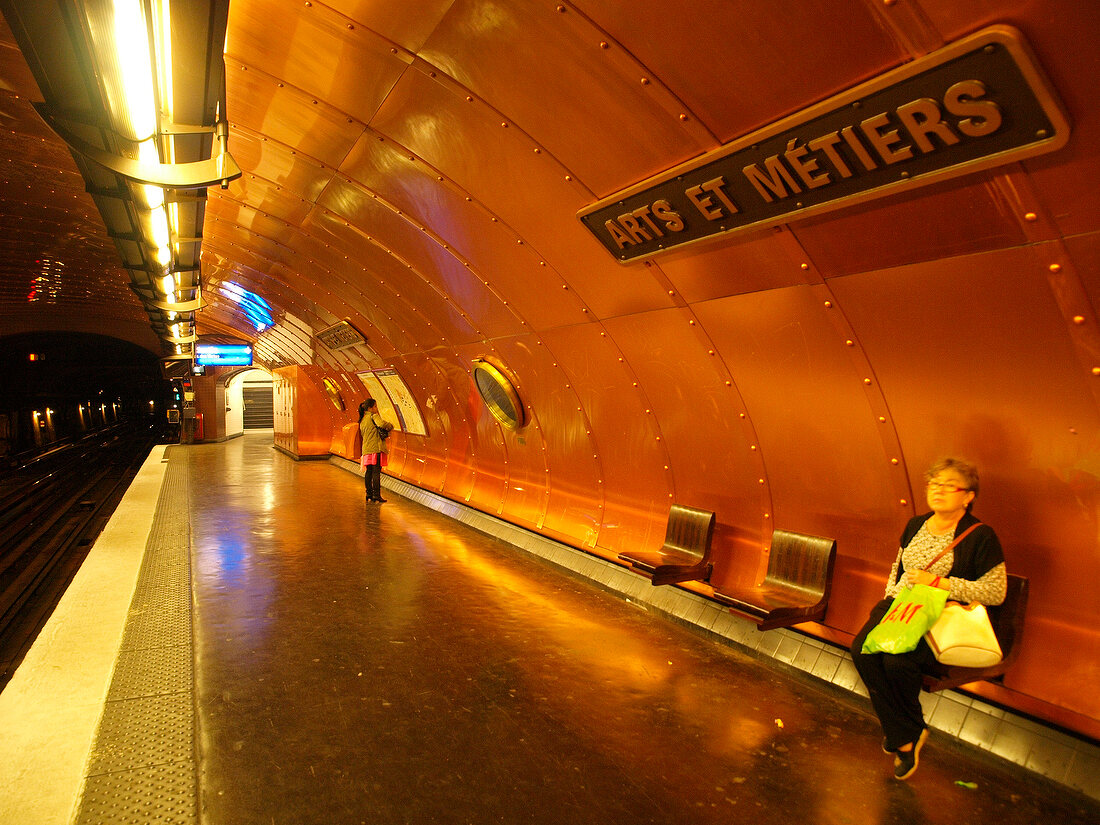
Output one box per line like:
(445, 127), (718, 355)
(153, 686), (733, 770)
(850, 597), (939, 750)
(363, 458), (382, 499)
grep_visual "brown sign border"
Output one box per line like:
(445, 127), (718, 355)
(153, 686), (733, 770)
(578, 26), (1070, 263)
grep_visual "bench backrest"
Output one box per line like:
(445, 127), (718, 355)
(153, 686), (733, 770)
(662, 504), (716, 560)
(987, 573), (1028, 662)
(765, 530), (837, 597)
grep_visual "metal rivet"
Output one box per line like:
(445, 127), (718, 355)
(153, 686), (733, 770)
(1073, 315), (1086, 325)
(1024, 212), (1038, 222)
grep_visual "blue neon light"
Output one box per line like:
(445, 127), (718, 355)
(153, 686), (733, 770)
(220, 282), (273, 331)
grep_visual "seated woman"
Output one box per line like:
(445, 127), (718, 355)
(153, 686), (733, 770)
(850, 457), (1006, 781)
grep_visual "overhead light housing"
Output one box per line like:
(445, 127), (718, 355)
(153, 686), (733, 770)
(2, 0), (240, 360)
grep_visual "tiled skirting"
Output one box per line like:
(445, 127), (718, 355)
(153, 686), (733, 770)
(331, 458), (1100, 802)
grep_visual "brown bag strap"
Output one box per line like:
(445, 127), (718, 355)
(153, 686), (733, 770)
(924, 522), (982, 571)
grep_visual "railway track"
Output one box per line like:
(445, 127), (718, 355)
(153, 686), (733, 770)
(0, 425), (159, 690)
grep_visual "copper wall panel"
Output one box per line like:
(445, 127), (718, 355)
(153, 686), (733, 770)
(654, 229), (810, 304)
(538, 324), (673, 555)
(601, 308), (769, 582)
(794, 176), (1027, 279)
(336, 135), (589, 333)
(418, 0), (714, 196)
(574, 0), (903, 143)
(422, 355), (480, 502)
(367, 66), (677, 320)
(484, 337), (605, 546)
(311, 171), (528, 338)
(227, 0), (407, 125)
(338, 131), (617, 327)
(217, 129), (335, 209)
(1067, 232), (1100, 314)
(693, 286), (904, 595)
(324, 1), (453, 53)
(298, 211), (480, 346)
(225, 66), (364, 169)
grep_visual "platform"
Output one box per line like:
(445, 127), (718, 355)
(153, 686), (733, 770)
(2, 432), (1098, 825)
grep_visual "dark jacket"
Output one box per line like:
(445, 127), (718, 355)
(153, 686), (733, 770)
(894, 511), (1004, 585)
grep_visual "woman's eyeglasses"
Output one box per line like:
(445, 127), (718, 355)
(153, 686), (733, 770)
(927, 481), (969, 493)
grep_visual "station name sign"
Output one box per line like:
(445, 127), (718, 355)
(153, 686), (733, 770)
(578, 26), (1069, 262)
(316, 319), (366, 350)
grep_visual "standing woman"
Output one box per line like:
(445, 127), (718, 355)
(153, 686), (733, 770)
(358, 399), (394, 503)
(851, 457), (1007, 780)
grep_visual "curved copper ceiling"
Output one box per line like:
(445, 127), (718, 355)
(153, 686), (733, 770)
(2, 1), (1100, 737)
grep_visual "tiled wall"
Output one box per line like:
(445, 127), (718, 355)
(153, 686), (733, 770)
(337, 459), (1100, 803)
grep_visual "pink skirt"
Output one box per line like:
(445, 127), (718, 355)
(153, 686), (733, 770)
(360, 452), (388, 469)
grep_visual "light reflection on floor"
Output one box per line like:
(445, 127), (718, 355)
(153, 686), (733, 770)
(187, 434), (1100, 825)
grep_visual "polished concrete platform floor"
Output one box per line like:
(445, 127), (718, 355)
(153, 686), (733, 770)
(25, 432), (1100, 824)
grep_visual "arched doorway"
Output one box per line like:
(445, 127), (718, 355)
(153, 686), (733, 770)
(224, 368), (273, 436)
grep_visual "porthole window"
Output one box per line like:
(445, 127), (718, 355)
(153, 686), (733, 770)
(472, 358), (525, 430)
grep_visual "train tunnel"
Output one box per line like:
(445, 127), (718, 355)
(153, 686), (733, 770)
(0, 0), (1099, 815)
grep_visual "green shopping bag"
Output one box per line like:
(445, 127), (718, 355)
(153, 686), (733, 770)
(861, 584), (949, 655)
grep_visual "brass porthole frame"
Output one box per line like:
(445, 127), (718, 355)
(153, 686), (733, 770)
(321, 377), (346, 411)
(472, 358), (525, 431)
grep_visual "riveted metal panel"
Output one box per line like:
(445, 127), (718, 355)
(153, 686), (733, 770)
(575, 0), (904, 143)
(382, 353), (473, 497)
(655, 227), (810, 303)
(224, 65), (364, 169)
(336, 135), (590, 333)
(602, 307), (769, 584)
(227, 0), (408, 125)
(419, 0), (714, 196)
(538, 324), (671, 555)
(794, 175), (1026, 278)
(368, 65), (677, 320)
(693, 284), (904, 625)
(491, 337), (604, 545)
(216, 128), (335, 208)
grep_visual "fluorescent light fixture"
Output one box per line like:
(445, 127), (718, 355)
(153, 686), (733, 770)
(112, 0), (157, 140)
